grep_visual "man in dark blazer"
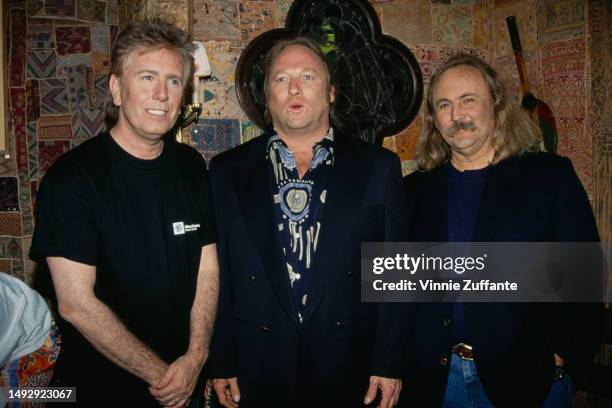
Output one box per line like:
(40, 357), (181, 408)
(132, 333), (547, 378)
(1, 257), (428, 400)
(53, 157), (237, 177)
(208, 37), (408, 408)
(402, 54), (602, 407)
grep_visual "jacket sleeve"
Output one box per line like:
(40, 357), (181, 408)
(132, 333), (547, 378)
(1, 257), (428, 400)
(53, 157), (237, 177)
(370, 153), (409, 378)
(551, 157), (603, 386)
(207, 158), (238, 379)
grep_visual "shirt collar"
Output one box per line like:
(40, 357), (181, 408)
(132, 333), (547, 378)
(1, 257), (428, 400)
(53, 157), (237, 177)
(266, 128), (335, 160)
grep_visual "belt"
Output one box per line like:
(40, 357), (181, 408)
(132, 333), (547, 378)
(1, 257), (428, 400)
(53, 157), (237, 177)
(452, 343), (474, 360)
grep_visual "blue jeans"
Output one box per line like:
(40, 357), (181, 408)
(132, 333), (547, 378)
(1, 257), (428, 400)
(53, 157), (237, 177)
(543, 372), (572, 408)
(442, 353), (494, 408)
(442, 353), (573, 407)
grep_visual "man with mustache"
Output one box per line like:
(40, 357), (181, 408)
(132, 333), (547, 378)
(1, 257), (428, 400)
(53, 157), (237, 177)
(208, 37), (408, 408)
(30, 20), (219, 407)
(402, 54), (602, 407)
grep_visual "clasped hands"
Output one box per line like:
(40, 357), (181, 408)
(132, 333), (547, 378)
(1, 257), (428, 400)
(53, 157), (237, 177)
(212, 375), (401, 408)
(149, 351), (207, 408)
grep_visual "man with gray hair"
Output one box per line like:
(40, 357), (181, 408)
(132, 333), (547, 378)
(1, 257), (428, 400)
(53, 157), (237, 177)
(30, 20), (218, 407)
(402, 53), (601, 407)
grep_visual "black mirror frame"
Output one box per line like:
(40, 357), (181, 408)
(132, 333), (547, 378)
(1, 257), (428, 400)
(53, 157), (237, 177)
(234, 0), (424, 145)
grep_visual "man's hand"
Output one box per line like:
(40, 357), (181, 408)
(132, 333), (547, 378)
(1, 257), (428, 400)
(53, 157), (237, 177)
(150, 243), (219, 407)
(212, 377), (240, 408)
(363, 376), (401, 408)
(149, 352), (205, 407)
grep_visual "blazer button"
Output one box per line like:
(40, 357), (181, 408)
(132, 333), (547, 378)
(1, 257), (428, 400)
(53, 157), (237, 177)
(260, 325), (270, 334)
(336, 321), (344, 329)
(250, 275), (256, 281)
(443, 319), (452, 327)
(440, 356), (449, 366)
(347, 271), (353, 277)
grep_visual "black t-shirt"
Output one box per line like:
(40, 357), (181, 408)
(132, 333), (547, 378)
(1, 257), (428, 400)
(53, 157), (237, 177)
(30, 132), (215, 403)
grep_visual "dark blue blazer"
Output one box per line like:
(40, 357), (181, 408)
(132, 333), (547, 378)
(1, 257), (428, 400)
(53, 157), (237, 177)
(208, 131), (409, 407)
(401, 152), (602, 407)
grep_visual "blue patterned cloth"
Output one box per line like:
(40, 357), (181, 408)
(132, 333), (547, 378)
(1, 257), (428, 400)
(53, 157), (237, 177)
(267, 129), (334, 323)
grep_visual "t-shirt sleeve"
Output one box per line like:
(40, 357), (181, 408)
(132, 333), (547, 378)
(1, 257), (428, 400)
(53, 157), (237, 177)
(30, 163), (100, 266)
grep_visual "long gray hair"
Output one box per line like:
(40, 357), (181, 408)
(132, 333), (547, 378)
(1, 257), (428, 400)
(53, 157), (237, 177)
(416, 53), (540, 171)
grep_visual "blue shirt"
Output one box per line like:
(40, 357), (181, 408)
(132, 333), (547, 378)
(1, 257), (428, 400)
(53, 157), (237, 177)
(267, 129), (334, 323)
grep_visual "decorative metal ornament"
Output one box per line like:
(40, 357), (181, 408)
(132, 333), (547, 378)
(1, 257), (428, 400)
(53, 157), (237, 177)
(235, 0), (424, 145)
(279, 182), (312, 221)
(287, 188), (308, 213)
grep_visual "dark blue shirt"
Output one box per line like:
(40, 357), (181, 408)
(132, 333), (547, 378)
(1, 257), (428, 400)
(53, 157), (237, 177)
(447, 163), (489, 343)
(267, 130), (334, 323)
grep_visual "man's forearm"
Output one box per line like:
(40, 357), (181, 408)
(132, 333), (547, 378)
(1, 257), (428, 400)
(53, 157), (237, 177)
(64, 297), (168, 385)
(186, 244), (219, 362)
(47, 257), (169, 386)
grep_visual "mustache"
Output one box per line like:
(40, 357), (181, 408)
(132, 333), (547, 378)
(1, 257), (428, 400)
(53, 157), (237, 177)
(447, 121), (476, 136)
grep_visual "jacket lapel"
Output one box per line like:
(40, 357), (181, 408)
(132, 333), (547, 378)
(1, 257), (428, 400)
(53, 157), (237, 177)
(233, 137), (299, 325)
(414, 165), (449, 242)
(300, 135), (370, 324)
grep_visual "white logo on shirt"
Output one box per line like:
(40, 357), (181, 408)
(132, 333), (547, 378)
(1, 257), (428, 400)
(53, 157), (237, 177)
(173, 222), (185, 235)
(172, 221), (200, 235)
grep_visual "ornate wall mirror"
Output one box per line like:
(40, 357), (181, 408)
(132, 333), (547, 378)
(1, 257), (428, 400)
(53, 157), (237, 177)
(235, 0), (424, 145)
